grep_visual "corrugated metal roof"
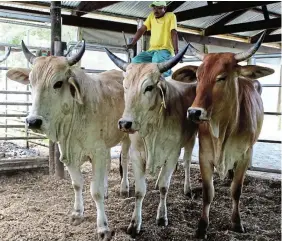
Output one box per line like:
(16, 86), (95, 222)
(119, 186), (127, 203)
(267, 2), (281, 15)
(271, 28), (281, 35)
(173, 1), (207, 13)
(180, 13), (231, 29)
(234, 30), (262, 37)
(227, 10), (275, 25)
(99, 1), (151, 19)
(61, 1), (81, 8)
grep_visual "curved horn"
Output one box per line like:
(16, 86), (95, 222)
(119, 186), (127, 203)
(0, 47), (11, 63)
(66, 39), (85, 66)
(235, 31), (266, 62)
(158, 45), (189, 73)
(104, 48), (129, 72)
(64, 41), (81, 57)
(187, 44), (205, 61)
(22, 40), (36, 64)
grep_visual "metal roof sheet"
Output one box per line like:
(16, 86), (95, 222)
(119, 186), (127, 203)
(99, 1), (151, 19)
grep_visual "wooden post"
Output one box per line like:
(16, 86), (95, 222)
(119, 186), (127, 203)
(50, 1), (64, 179)
(278, 65), (282, 130)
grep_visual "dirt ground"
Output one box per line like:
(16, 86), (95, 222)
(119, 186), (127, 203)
(0, 159), (280, 241)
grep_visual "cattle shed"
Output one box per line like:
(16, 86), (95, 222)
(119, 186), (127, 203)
(0, 1), (281, 241)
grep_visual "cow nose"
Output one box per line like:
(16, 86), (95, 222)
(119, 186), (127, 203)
(26, 118), (42, 129)
(188, 109), (202, 121)
(118, 120), (132, 130)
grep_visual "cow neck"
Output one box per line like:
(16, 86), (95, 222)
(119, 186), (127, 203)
(143, 81), (188, 175)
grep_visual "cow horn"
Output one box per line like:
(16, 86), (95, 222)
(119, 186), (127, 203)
(187, 43), (205, 61)
(158, 45), (189, 73)
(0, 47), (11, 63)
(22, 40), (37, 64)
(67, 39), (85, 66)
(104, 48), (129, 72)
(64, 41), (81, 57)
(234, 31), (266, 62)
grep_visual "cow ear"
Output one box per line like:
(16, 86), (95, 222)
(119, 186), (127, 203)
(172, 65), (198, 83)
(68, 77), (83, 105)
(6, 68), (31, 85)
(238, 65), (274, 79)
(157, 81), (167, 109)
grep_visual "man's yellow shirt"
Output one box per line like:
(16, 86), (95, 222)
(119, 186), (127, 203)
(144, 12), (177, 55)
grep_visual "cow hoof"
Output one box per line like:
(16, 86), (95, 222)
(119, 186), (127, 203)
(231, 223), (245, 233)
(127, 222), (140, 238)
(98, 230), (114, 241)
(195, 229), (207, 240)
(156, 217), (168, 226)
(120, 191), (129, 198)
(184, 190), (194, 199)
(70, 215), (84, 226)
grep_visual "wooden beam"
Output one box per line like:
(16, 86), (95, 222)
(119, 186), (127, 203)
(205, 18), (281, 36)
(204, 9), (248, 36)
(262, 5), (270, 20)
(166, 1), (185, 12)
(75, 1), (120, 16)
(175, 1), (279, 22)
(254, 34), (281, 43)
(62, 15), (137, 33)
(251, 29), (279, 43)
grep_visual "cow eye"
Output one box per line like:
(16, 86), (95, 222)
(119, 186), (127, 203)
(217, 77), (226, 82)
(53, 81), (63, 89)
(145, 85), (154, 92)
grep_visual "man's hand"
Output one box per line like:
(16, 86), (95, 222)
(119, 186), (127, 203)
(123, 43), (135, 50)
(174, 49), (179, 55)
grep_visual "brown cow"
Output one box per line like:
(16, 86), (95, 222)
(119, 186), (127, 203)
(185, 31), (274, 238)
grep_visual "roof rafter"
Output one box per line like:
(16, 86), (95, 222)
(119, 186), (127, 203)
(175, 1), (279, 22)
(74, 1), (120, 16)
(204, 18), (281, 36)
(166, 1), (185, 12)
(204, 9), (248, 36)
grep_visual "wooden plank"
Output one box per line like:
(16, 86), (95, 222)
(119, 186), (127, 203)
(175, 1), (279, 22)
(62, 15), (137, 33)
(204, 18), (281, 35)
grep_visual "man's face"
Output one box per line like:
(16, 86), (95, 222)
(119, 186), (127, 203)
(153, 6), (166, 18)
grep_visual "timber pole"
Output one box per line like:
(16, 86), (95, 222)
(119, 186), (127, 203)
(50, 1), (65, 179)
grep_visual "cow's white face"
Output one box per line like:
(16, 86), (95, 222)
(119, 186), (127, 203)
(118, 63), (165, 136)
(6, 57), (83, 141)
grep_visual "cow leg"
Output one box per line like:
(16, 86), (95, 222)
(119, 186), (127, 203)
(120, 137), (130, 197)
(196, 159), (214, 239)
(90, 149), (113, 240)
(127, 149), (146, 238)
(230, 149), (251, 233)
(67, 165), (84, 226)
(156, 159), (176, 226)
(183, 135), (196, 197)
(104, 151), (111, 199)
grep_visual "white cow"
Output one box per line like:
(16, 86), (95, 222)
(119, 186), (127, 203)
(6, 41), (130, 240)
(105, 46), (198, 237)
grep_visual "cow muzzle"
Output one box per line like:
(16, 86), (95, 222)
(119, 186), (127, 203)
(26, 116), (43, 130)
(118, 118), (136, 133)
(187, 107), (209, 122)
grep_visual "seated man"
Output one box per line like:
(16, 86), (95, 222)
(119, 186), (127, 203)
(126, 1), (179, 77)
